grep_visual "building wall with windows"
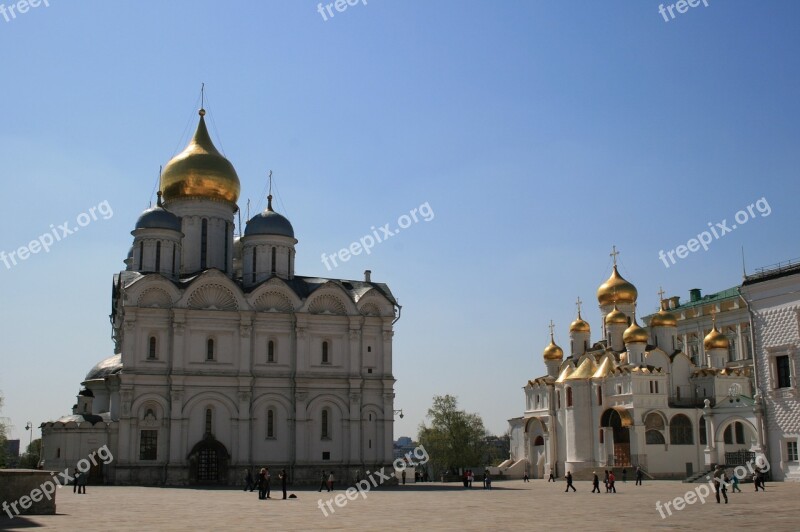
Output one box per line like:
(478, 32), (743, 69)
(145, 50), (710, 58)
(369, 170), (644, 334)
(741, 264), (800, 481)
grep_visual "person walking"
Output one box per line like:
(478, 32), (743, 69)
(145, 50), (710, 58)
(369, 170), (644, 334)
(714, 467), (728, 504)
(732, 472), (741, 493)
(264, 467), (272, 499)
(327, 471), (335, 492)
(258, 468), (267, 500)
(591, 472), (601, 493)
(523, 471), (529, 482)
(468, 470), (474, 488)
(484, 470), (492, 490)
(548, 468), (555, 482)
(604, 470), (610, 492)
(635, 466), (643, 486)
(73, 468), (79, 494)
(608, 471), (616, 493)
(244, 468), (254, 492)
(318, 471), (328, 492)
(622, 469), (627, 483)
(564, 471), (576, 492)
(279, 469), (288, 499)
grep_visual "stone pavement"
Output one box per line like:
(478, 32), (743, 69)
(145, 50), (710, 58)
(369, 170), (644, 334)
(1, 479), (797, 531)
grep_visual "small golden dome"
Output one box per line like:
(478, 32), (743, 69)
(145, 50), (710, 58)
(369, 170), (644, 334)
(597, 265), (638, 306)
(543, 337), (564, 361)
(570, 311), (591, 333)
(161, 110), (241, 204)
(623, 319), (649, 344)
(650, 309), (677, 327)
(704, 327), (729, 350)
(605, 306), (629, 326)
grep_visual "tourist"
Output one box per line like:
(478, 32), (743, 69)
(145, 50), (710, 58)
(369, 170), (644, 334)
(485, 470), (492, 490)
(468, 469), (474, 488)
(608, 471), (616, 493)
(327, 471), (335, 492)
(77, 469), (87, 494)
(753, 467), (765, 492)
(244, 468), (253, 492)
(73, 468), (79, 494)
(462, 470), (469, 488)
(591, 472), (600, 493)
(258, 468), (268, 499)
(265, 467), (271, 499)
(622, 468), (627, 483)
(548, 468), (555, 482)
(731, 472), (741, 493)
(279, 469), (288, 499)
(564, 471), (576, 492)
(714, 467), (728, 504)
(319, 471), (328, 492)
(635, 466), (643, 486)
(604, 470), (609, 492)
(523, 471), (530, 482)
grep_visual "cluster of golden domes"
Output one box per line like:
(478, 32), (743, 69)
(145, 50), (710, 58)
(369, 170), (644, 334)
(160, 109), (241, 204)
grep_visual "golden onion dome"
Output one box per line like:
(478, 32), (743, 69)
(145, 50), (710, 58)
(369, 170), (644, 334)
(543, 337), (564, 361)
(650, 308), (677, 327)
(623, 319), (649, 344)
(704, 326), (730, 350)
(161, 110), (241, 204)
(605, 306), (629, 326)
(597, 265), (638, 306)
(569, 311), (591, 333)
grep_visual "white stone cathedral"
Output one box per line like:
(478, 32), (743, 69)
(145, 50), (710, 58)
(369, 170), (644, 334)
(507, 253), (766, 480)
(41, 109), (400, 485)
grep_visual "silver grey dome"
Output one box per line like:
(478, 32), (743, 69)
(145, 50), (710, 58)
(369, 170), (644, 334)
(245, 210), (295, 238)
(85, 354), (122, 380)
(135, 206), (181, 232)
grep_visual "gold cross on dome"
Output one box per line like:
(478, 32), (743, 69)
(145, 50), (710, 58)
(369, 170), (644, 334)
(610, 245), (620, 266)
(658, 286), (666, 302)
(576, 297), (583, 314)
(548, 320), (555, 338)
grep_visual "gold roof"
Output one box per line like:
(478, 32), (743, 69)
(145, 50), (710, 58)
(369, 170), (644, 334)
(566, 357), (597, 380)
(161, 110), (241, 204)
(650, 308), (678, 327)
(569, 310), (591, 333)
(592, 357), (612, 379)
(605, 306), (629, 325)
(623, 317), (649, 344)
(555, 365), (573, 383)
(597, 265), (638, 306)
(704, 326), (730, 350)
(543, 334), (564, 361)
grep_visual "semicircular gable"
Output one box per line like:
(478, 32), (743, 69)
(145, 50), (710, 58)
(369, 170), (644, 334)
(307, 293), (348, 315)
(357, 289), (393, 317)
(304, 282), (358, 315)
(248, 279), (301, 312)
(645, 349), (671, 369)
(125, 276), (181, 308)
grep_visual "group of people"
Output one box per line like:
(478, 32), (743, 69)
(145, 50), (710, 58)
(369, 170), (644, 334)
(72, 468), (88, 494)
(318, 471), (335, 492)
(590, 470), (616, 493)
(243, 467), (288, 499)
(460, 469), (492, 489)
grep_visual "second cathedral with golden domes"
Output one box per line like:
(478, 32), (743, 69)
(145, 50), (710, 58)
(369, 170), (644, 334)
(507, 255), (765, 480)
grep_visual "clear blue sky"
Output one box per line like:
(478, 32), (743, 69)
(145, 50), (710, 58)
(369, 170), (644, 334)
(1, 0), (798, 445)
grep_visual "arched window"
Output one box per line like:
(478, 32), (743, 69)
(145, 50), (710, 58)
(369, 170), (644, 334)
(271, 247), (277, 275)
(148, 336), (157, 359)
(321, 409), (330, 439)
(224, 221), (229, 273)
(566, 387), (573, 407)
(535, 395), (539, 409)
(251, 247), (257, 283)
(56, 447), (61, 458)
(155, 241), (161, 272)
(267, 340), (275, 363)
(533, 436), (544, 446)
(699, 417), (707, 446)
(267, 409), (275, 438)
(645, 412), (666, 445)
(138, 241), (144, 269)
(597, 385), (603, 406)
(599, 429), (604, 444)
(557, 391), (561, 409)
(322, 341), (329, 364)
(205, 408), (213, 435)
(735, 422), (745, 444)
(172, 244), (177, 273)
(200, 218), (208, 270)
(207, 338), (215, 361)
(670, 414), (693, 445)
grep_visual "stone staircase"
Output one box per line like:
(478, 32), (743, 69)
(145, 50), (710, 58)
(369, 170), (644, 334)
(683, 469), (713, 483)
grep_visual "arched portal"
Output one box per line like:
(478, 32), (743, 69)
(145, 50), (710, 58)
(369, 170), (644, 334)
(188, 434), (231, 484)
(601, 408), (632, 466)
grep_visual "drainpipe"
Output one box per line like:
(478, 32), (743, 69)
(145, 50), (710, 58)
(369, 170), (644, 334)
(739, 289), (768, 459)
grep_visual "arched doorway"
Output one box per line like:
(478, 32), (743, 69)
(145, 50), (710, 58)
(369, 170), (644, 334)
(188, 434), (231, 484)
(524, 418), (548, 478)
(601, 408), (632, 466)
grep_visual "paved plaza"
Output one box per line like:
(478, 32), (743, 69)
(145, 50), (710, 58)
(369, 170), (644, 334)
(1, 479), (797, 531)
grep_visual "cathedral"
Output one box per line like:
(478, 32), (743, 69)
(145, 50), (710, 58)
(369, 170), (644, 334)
(41, 108), (400, 485)
(507, 252), (765, 480)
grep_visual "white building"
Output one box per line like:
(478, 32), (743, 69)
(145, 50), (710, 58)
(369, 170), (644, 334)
(41, 109), (400, 485)
(508, 253), (764, 480)
(741, 259), (800, 481)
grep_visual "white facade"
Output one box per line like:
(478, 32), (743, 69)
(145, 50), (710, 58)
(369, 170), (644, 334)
(508, 260), (764, 480)
(741, 262), (800, 481)
(41, 111), (400, 485)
